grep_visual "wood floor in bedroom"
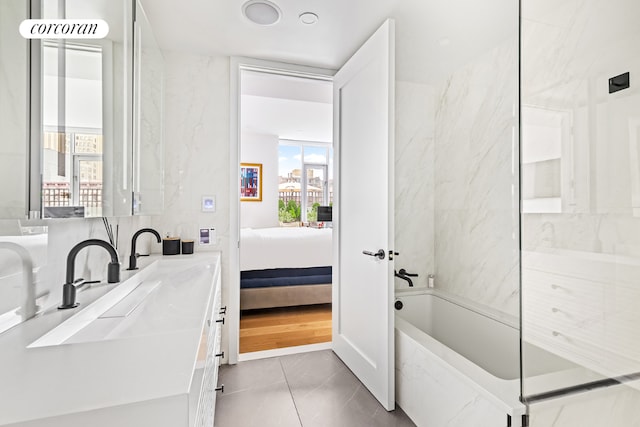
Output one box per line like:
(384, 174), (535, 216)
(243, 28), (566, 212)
(239, 304), (332, 353)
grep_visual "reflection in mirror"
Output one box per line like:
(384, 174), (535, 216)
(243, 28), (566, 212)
(521, 106), (573, 214)
(37, 0), (133, 218)
(0, 0), (28, 219)
(133, 1), (164, 215)
(0, 220), (48, 334)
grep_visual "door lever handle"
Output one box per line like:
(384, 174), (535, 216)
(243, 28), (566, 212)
(362, 249), (386, 260)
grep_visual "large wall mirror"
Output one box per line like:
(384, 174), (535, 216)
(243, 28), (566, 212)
(0, 1), (29, 220)
(0, 0), (164, 221)
(35, 0), (134, 219)
(133, 1), (164, 215)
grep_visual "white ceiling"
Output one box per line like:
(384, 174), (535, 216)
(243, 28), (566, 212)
(141, 0), (517, 141)
(240, 71), (333, 142)
(141, 0), (518, 85)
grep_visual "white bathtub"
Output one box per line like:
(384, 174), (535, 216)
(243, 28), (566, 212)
(395, 290), (576, 427)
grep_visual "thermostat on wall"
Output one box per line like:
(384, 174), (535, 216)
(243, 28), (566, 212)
(202, 195), (216, 212)
(199, 227), (216, 245)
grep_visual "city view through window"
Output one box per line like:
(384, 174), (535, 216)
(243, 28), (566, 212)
(278, 143), (333, 224)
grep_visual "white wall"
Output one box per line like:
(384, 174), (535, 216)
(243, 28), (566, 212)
(240, 132), (279, 229)
(150, 51), (231, 362)
(433, 37), (520, 317)
(394, 81), (436, 289)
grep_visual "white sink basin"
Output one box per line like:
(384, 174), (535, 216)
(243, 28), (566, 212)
(29, 263), (161, 348)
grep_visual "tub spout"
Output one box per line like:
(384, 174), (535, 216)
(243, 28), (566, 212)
(394, 269), (416, 287)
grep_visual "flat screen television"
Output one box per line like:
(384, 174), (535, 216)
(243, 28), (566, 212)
(317, 206), (332, 222)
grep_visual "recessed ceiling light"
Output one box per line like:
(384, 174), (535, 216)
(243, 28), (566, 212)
(299, 12), (318, 25)
(242, 0), (282, 26)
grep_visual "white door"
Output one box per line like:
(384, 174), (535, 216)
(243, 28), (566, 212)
(332, 19), (395, 411)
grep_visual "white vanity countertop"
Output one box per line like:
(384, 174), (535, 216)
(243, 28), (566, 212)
(0, 252), (221, 426)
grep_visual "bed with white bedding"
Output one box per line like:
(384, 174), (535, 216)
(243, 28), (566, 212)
(240, 227), (333, 310)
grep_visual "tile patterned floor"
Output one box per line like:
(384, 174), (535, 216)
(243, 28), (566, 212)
(214, 350), (416, 427)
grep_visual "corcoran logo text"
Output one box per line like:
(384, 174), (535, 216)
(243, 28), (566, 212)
(20, 19), (109, 39)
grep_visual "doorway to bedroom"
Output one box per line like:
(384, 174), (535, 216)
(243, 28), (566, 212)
(238, 66), (334, 357)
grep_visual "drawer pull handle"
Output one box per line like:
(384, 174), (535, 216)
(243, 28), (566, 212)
(207, 319), (211, 327)
(552, 331), (570, 340)
(216, 318), (225, 325)
(219, 306), (227, 315)
(550, 284), (569, 293)
(215, 352), (225, 358)
(215, 384), (224, 393)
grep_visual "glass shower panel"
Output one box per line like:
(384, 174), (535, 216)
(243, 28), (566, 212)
(521, 0), (640, 406)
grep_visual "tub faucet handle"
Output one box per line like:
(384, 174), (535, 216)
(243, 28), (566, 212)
(398, 268), (418, 277)
(394, 269), (414, 287)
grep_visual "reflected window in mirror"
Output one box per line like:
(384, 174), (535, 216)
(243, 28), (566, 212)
(41, 42), (105, 218)
(33, 0), (134, 219)
(521, 105), (574, 214)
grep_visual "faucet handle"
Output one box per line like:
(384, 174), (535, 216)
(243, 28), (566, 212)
(398, 268), (418, 277)
(58, 283), (79, 310)
(107, 262), (121, 283)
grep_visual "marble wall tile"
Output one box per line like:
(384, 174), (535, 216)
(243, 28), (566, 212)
(136, 43), (165, 215)
(394, 81), (436, 289)
(150, 51), (231, 360)
(433, 38), (520, 316)
(529, 385), (640, 427)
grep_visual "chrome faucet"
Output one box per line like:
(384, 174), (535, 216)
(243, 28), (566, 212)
(0, 242), (36, 320)
(59, 239), (120, 310)
(127, 228), (161, 270)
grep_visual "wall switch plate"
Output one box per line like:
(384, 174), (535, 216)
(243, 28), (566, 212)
(609, 72), (630, 94)
(199, 227), (216, 245)
(202, 195), (216, 212)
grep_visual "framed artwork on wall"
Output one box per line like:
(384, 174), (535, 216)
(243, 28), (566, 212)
(240, 163), (262, 202)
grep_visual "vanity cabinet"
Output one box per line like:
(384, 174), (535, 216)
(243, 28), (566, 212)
(190, 261), (223, 426)
(0, 253), (224, 427)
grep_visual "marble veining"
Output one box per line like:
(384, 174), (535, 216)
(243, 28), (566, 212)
(151, 52), (231, 363)
(529, 385), (640, 427)
(394, 81), (436, 289)
(433, 37), (520, 317)
(396, 330), (511, 427)
(137, 42), (165, 214)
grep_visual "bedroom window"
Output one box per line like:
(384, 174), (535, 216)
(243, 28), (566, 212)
(278, 141), (333, 224)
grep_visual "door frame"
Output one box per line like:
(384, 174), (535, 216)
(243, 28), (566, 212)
(229, 57), (335, 364)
